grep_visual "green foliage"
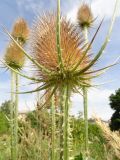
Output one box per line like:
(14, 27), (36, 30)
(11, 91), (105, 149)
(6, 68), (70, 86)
(109, 88), (120, 111)
(72, 118), (109, 160)
(109, 89), (120, 131)
(109, 110), (120, 131)
(0, 100), (11, 116)
(74, 153), (83, 160)
(0, 112), (9, 134)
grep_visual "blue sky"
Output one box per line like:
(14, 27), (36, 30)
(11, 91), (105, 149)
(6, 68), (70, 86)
(0, 0), (120, 120)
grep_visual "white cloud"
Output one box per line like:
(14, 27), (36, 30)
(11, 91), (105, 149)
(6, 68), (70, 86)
(92, 0), (120, 18)
(67, 0), (120, 23)
(17, 0), (45, 15)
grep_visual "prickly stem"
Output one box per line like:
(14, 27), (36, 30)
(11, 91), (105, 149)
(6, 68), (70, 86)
(83, 26), (89, 159)
(10, 71), (16, 160)
(51, 92), (56, 160)
(14, 73), (19, 159)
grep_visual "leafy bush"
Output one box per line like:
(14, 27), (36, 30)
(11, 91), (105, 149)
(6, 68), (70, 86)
(0, 112), (9, 134)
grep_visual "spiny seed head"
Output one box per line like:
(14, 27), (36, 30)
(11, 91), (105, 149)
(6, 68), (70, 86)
(77, 4), (93, 28)
(30, 13), (91, 91)
(12, 18), (29, 45)
(5, 42), (25, 70)
(31, 14), (88, 73)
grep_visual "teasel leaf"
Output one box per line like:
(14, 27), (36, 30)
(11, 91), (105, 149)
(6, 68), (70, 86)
(14, 82), (55, 94)
(83, 60), (120, 76)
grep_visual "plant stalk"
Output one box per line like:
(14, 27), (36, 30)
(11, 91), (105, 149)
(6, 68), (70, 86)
(59, 88), (64, 160)
(63, 84), (69, 160)
(83, 87), (89, 158)
(57, 0), (64, 72)
(14, 73), (19, 159)
(51, 92), (56, 160)
(10, 71), (15, 160)
(83, 26), (89, 159)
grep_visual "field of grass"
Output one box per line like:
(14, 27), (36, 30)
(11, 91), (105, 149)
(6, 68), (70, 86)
(0, 110), (119, 160)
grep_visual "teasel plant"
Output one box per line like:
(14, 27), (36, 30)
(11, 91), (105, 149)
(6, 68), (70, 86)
(3, 18), (29, 160)
(45, 89), (59, 159)
(1, 0), (119, 159)
(77, 3), (94, 159)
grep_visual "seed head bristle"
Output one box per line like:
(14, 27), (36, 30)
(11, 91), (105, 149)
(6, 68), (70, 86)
(77, 4), (93, 28)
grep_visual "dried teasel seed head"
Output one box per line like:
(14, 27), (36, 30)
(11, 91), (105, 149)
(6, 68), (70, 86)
(77, 4), (93, 29)
(31, 14), (89, 76)
(12, 18), (29, 45)
(5, 42), (25, 70)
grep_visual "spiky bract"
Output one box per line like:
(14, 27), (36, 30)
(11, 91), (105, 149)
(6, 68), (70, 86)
(77, 4), (93, 28)
(30, 13), (91, 92)
(12, 18), (29, 45)
(5, 43), (25, 70)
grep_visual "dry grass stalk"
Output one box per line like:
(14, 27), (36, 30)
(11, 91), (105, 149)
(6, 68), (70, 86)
(95, 117), (120, 158)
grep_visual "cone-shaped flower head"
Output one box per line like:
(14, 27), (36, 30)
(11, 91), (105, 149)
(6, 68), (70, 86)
(30, 14), (90, 91)
(77, 4), (93, 28)
(12, 18), (29, 45)
(4, 18), (29, 70)
(5, 42), (25, 70)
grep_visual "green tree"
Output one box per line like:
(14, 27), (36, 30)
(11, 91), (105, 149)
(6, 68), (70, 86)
(0, 112), (9, 134)
(109, 89), (120, 131)
(0, 100), (11, 116)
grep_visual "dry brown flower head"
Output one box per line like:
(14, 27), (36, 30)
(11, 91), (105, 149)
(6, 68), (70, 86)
(77, 4), (93, 28)
(31, 13), (89, 84)
(5, 42), (25, 69)
(12, 18), (29, 45)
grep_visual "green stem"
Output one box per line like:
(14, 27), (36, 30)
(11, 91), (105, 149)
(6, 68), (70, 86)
(57, 0), (64, 72)
(83, 87), (89, 158)
(51, 93), (56, 160)
(36, 88), (42, 160)
(13, 73), (19, 160)
(59, 88), (64, 160)
(83, 26), (89, 159)
(63, 84), (69, 160)
(10, 71), (15, 160)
